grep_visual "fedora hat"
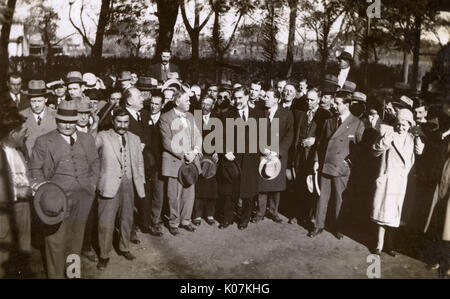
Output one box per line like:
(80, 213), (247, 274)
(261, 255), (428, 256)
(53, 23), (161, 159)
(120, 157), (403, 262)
(56, 100), (78, 121)
(220, 159), (241, 183)
(322, 74), (339, 94)
(83, 73), (97, 88)
(340, 81), (356, 93)
(167, 72), (179, 80)
(77, 98), (91, 113)
(118, 71), (132, 82)
(33, 182), (67, 226)
(337, 51), (353, 62)
(220, 79), (232, 90)
(352, 91), (367, 103)
(306, 171), (321, 196)
(258, 156), (281, 180)
(137, 77), (159, 91)
(178, 162), (199, 187)
(200, 156), (217, 180)
(23, 80), (49, 97)
(66, 71), (86, 85)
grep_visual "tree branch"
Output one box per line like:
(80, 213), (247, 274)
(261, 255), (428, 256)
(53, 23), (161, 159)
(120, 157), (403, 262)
(68, 2), (93, 48)
(180, 0), (194, 33)
(199, 9), (213, 31)
(223, 12), (243, 52)
(52, 32), (77, 46)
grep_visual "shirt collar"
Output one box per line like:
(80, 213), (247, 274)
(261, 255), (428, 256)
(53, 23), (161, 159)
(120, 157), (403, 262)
(126, 107), (139, 120)
(33, 109), (45, 119)
(340, 110), (351, 123)
(59, 132), (77, 143)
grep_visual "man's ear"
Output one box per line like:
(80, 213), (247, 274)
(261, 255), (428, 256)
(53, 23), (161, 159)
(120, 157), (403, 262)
(44, 97), (48, 104)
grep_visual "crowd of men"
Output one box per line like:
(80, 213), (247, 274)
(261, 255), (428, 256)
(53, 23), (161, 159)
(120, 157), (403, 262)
(0, 49), (449, 278)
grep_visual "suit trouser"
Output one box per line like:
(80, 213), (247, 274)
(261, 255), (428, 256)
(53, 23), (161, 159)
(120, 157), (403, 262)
(44, 181), (94, 278)
(166, 177), (195, 228)
(222, 195), (237, 224)
(240, 197), (255, 226)
(150, 171), (165, 228)
(82, 198), (97, 253)
(0, 201), (31, 278)
(98, 178), (134, 259)
(257, 192), (280, 217)
(193, 197), (216, 219)
(314, 174), (349, 230)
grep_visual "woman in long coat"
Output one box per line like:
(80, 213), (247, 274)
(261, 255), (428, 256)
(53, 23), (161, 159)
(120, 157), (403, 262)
(371, 109), (424, 255)
(423, 139), (450, 276)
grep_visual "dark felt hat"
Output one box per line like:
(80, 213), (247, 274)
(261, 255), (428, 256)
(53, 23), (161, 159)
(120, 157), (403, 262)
(23, 80), (50, 97)
(178, 162), (199, 187)
(200, 156), (217, 180)
(337, 51), (353, 62)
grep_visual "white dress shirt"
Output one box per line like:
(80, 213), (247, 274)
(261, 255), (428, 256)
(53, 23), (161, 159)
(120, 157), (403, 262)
(238, 106), (249, 121)
(60, 132), (78, 144)
(268, 105), (278, 122)
(126, 107), (140, 121)
(3, 145), (30, 201)
(203, 113), (211, 125)
(174, 108), (188, 128)
(33, 110), (45, 123)
(339, 110), (351, 124)
(338, 67), (350, 88)
(149, 112), (161, 125)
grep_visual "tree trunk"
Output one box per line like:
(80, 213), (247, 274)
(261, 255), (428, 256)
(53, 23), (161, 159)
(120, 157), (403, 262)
(155, 0), (180, 60)
(362, 18), (370, 89)
(402, 50), (409, 84)
(91, 0), (111, 58)
(411, 14), (421, 91)
(0, 0), (17, 91)
(212, 11), (220, 82)
(286, 0), (298, 70)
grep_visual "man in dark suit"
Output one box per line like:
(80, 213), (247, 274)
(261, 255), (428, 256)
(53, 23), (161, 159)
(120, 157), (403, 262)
(4, 73), (29, 111)
(336, 51), (356, 88)
(147, 92), (166, 236)
(248, 80), (265, 111)
(193, 96), (219, 226)
(289, 88), (329, 225)
(29, 100), (100, 278)
(309, 94), (365, 239)
(147, 49), (181, 83)
(219, 87), (264, 230)
(254, 89), (294, 223)
(159, 91), (202, 235)
(122, 88), (152, 242)
(20, 80), (57, 157)
(97, 88), (122, 132)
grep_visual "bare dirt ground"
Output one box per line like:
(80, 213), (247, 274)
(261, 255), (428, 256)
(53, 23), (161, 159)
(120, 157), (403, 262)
(28, 214), (442, 279)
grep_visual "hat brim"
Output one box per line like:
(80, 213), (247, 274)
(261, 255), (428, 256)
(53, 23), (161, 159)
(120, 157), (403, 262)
(200, 157), (217, 179)
(23, 91), (50, 97)
(33, 182), (67, 226)
(178, 163), (199, 187)
(56, 115), (79, 122)
(258, 158), (281, 180)
(66, 79), (86, 85)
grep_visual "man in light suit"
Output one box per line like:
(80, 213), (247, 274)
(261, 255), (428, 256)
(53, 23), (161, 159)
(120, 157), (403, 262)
(309, 94), (365, 239)
(159, 91), (202, 235)
(20, 80), (56, 157)
(95, 107), (145, 270)
(29, 100), (100, 278)
(147, 49), (181, 83)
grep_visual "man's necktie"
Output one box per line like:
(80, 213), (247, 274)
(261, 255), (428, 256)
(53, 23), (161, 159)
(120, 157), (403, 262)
(121, 135), (126, 148)
(37, 116), (42, 126)
(137, 112), (141, 123)
(70, 136), (75, 146)
(241, 110), (247, 122)
(337, 117), (342, 128)
(307, 110), (313, 124)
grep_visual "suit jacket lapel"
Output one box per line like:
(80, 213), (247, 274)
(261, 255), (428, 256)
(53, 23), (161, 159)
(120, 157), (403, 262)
(391, 134), (412, 166)
(331, 114), (355, 139)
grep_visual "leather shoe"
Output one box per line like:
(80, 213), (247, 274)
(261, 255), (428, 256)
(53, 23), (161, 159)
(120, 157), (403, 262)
(205, 218), (215, 225)
(385, 250), (398, 257)
(169, 227), (179, 236)
(97, 258), (109, 270)
(371, 248), (381, 255)
(288, 218), (297, 224)
(334, 232), (344, 240)
(82, 250), (98, 263)
(180, 224), (196, 232)
(150, 226), (163, 237)
(251, 216), (263, 223)
(130, 238), (140, 245)
(192, 219), (201, 226)
(271, 215), (283, 223)
(219, 222), (229, 229)
(308, 228), (323, 238)
(121, 251), (136, 261)
(238, 223), (248, 230)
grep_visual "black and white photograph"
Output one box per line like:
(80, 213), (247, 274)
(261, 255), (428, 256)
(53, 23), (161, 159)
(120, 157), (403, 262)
(0, 0), (449, 282)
